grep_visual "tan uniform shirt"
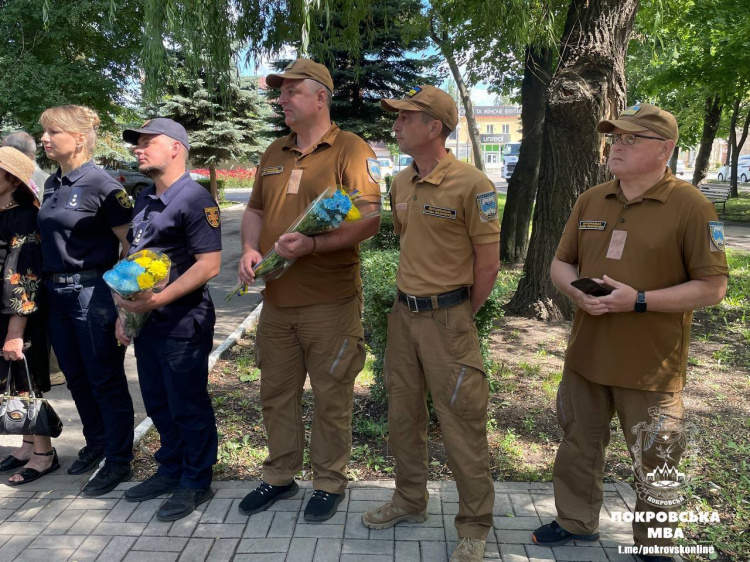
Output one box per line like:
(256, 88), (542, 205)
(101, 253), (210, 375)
(248, 123), (381, 307)
(391, 152), (500, 296)
(556, 169), (729, 392)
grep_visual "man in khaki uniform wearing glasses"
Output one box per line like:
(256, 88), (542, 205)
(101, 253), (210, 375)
(237, 58), (381, 522)
(362, 85), (501, 562)
(532, 104), (728, 562)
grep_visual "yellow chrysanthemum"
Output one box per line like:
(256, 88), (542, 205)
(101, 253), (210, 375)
(147, 260), (169, 280)
(134, 257), (153, 268)
(137, 272), (156, 289)
(345, 205), (361, 221)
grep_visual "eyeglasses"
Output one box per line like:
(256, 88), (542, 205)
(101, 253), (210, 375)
(605, 133), (667, 146)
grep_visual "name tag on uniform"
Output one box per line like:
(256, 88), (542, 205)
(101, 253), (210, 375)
(606, 230), (627, 260)
(579, 220), (607, 230)
(261, 166), (284, 176)
(395, 202), (407, 211)
(423, 205), (456, 220)
(287, 169), (303, 195)
(65, 187), (83, 209)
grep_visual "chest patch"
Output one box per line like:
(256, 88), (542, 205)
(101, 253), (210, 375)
(65, 187), (83, 209)
(475, 191), (498, 222)
(423, 205), (457, 220)
(579, 220), (607, 230)
(261, 166), (284, 176)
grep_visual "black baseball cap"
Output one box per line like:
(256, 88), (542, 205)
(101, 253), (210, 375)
(123, 118), (191, 150)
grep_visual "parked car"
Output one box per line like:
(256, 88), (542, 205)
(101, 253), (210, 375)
(105, 161), (153, 199)
(377, 158), (394, 178)
(717, 156), (750, 181)
(393, 155), (414, 174)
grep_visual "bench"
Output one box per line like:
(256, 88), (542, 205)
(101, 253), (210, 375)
(698, 182), (731, 215)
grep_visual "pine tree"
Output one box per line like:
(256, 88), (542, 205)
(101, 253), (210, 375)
(157, 71), (271, 199)
(270, 0), (442, 142)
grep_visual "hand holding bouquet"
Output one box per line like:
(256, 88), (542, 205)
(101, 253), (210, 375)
(103, 250), (172, 337)
(228, 186), (379, 300)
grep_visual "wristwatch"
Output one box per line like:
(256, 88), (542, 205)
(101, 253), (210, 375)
(634, 291), (647, 313)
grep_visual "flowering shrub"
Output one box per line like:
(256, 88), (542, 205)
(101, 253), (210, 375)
(191, 167), (256, 188)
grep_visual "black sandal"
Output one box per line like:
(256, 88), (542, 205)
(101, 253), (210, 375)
(7, 448), (60, 486)
(0, 439), (34, 472)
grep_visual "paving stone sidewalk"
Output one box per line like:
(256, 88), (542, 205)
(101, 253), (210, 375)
(0, 479), (684, 562)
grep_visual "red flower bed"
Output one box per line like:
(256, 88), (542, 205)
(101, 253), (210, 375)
(192, 168), (256, 188)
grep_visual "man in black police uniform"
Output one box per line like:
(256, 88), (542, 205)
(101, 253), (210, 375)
(115, 119), (222, 521)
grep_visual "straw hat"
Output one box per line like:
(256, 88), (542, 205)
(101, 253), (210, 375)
(0, 147), (37, 204)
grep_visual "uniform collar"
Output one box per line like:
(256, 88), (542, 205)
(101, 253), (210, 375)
(283, 122), (341, 153)
(412, 150), (456, 186)
(53, 160), (95, 184)
(605, 167), (676, 204)
(147, 172), (191, 205)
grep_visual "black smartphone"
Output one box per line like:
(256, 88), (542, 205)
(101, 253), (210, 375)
(571, 277), (613, 297)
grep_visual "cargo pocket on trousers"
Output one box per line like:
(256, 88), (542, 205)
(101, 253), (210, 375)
(328, 335), (366, 384)
(444, 364), (487, 419)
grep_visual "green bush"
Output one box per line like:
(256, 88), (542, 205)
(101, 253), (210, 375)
(361, 247), (507, 404)
(362, 211), (400, 251)
(196, 179), (226, 203)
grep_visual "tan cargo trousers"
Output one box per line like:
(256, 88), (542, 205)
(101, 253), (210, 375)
(256, 298), (366, 494)
(553, 368), (685, 548)
(385, 298), (493, 540)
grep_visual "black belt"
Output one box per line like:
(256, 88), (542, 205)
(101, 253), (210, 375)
(398, 287), (470, 312)
(45, 269), (101, 284)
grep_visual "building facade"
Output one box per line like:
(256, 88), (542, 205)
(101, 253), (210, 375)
(448, 106), (523, 169)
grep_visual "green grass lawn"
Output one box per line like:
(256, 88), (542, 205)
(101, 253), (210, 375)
(722, 191), (750, 222)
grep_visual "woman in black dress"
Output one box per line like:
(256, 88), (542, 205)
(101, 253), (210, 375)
(0, 147), (55, 484)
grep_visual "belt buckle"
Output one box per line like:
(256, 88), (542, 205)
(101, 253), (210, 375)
(407, 295), (419, 313)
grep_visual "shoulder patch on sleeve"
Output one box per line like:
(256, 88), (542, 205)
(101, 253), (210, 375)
(367, 158), (381, 183)
(475, 191), (498, 222)
(204, 206), (220, 228)
(709, 221), (725, 252)
(115, 189), (132, 208)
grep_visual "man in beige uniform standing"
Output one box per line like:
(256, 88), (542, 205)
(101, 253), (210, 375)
(362, 86), (500, 562)
(531, 104), (728, 562)
(237, 59), (381, 522)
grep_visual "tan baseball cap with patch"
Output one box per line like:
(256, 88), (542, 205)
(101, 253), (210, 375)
(381, 85), (459, 131)
(597, 103), (679, 142)
(266, 58), (334, 92)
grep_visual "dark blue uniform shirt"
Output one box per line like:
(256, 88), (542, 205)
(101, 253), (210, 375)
(38, 161), (132, 273)
(127, 173), (222, 338)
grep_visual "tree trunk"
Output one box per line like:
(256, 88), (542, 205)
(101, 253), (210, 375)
(500, 45), (554, 264)
(728, 100), (750, 198)
(669, 146), (679, 175)
(209, 163), (219, 202)
(507, 0), (640, 320)
(691, 95), (722, 186)
(430, 29), (485, 172)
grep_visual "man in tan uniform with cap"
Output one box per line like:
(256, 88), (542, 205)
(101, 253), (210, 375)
(237, 58), (381, 521)
(362, 85), (500, 562)
(531, 104), (728, 562)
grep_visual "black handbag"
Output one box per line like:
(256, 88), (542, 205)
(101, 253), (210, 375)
(0, 357), (63, 438)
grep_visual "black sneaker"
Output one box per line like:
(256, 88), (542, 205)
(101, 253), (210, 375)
(68, 446), (105, 475)
(304, 489), (344, 522)
(156, 488), (215, 521)
(125, 473), (180, 502)
(82, 463), (133, 497)
(532, 521), (600, 546)
(238, 481), (299, 516)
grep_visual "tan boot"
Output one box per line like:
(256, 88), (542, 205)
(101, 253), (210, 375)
(361, 501), (427, 530)
(450, 537), (486, 562)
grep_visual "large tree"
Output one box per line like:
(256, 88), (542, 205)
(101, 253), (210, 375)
(1, 0), (142, 131)
(508, 0), (640, 320)
(155, 70), (271, 200)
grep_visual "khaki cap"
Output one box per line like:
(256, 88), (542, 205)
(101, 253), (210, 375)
(381, 85), (459, 131)
(0, 147), (37, 206)
(597, 103), (679, 142)
(266, 58), (334, 92)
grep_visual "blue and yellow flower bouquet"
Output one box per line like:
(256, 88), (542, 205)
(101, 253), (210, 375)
(103, 249), (172, 337)
(227, 186), (379, 300)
